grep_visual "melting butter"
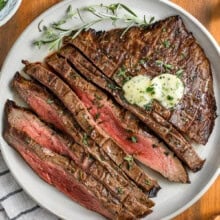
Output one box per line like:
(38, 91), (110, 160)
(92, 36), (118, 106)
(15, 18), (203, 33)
(122, 74), (184, 109)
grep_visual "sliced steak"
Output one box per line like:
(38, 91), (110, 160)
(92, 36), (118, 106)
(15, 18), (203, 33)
(46, 53), (189, 183)
(21, 62), (158, 194)
(4, 127), (136, 220)
(66, 15), (216, 145)
(5, 100), (154, 215)
(58, 45), (204, 172)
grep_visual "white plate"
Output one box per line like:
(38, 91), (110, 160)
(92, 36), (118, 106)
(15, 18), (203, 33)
(0, 0), (220, 219)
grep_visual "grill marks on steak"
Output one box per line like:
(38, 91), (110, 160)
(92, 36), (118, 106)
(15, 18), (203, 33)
(5, 100), (153, 216)
(66, 15), (216, 145)
(22, 61), (158, 194)
(46, 53), (189, 183)
(4, 127), (137, 220)
(58, 45), (204, 172)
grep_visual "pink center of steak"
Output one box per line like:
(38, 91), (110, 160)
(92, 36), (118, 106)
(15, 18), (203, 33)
(74, 87), (175, 172)
(8, 135), (113, 219)
(8, 107), (70, 157)
(27, 95), (64, 131)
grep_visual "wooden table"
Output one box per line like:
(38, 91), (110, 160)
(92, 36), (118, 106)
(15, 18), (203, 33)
(0, 0), (219, 219)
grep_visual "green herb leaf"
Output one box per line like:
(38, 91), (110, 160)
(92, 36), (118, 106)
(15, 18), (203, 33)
(155, 60), (164, 66)
(46, 99), (54, 104)
(146, 86), (154, 94)
(130, 136), (137, 143)
(94, 113), (100, 120)
(164, 63), (173, 70)
(117, 66), (127, 77)
(167, 95), (174, 101)
(176, 69), (184, 78)
(145, 179), (151, 186)
(119, 3), (137, 17)
(144, 102), (152, 111)
(163, 40), (170, 48)
(107, 82), (120, 90)
(33, 4), (156, 50)
(139, 59), (146, 65)
(124, 155), (134, 170)
(124, 155), (134, 162)
(149, 16), (155, 24)
(116, 187), (123, 194)
(82, 133), (89, 146)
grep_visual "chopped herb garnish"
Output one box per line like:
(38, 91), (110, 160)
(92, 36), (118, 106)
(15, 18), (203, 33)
(82, 133), (88, 146)
(176, 69), (184, 78)
(167, 95), (174, 101)
(139, 59), (146, 65)
(144, 102), (152, 111)
(156, 60), (174, 71)
(181, 52), (187, 59)
(130, 136), (137, 143)
(116, 187), (123, 194)
(124, 155), (133, 162)
(163, 40), (170, 48)
(94, 113), (100, 120)
(155, 60), (164, 66)
(107, 82), (120, 90)
(116, 66), (132, 83)
(164, 63), (173, 70)
(145, 179), (151, 186)
(78, 170), (83, 180)
(117, 66), (127, 77)
(124, 155), (134, 170)
(46, 99), (54, 104)
(94, 93), (102, 100)
(162, 27), (167, 32)
(146, 86), (154, 94)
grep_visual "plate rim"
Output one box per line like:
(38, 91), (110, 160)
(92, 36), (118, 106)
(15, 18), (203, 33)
(0, 0), (22, 26)
(0, 0), (219, 219)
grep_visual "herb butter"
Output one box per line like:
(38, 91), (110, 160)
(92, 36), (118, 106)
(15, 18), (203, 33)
(122, 73), (184, 109)
(122, 75), (152, 108)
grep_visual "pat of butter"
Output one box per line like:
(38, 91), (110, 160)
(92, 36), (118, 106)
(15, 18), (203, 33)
(122, 75), (152, 108)
(122, 74), (184, 109)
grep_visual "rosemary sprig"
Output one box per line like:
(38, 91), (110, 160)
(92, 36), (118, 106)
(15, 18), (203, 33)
(33, 3), (155, 50)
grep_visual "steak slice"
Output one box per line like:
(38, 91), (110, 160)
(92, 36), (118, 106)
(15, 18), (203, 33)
(46, 53), (189, 183)
(58, 45), (204, 172)
(4, 127), (135, 220)
(5, 100), (153, 215)
(22, 61), (158, 194)
(67, 15), (216, 145)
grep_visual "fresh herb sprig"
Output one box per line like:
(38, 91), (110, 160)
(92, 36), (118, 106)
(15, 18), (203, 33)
(34, 3), (155, 50)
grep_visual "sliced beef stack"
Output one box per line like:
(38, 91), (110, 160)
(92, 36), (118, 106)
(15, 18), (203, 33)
(3, 15), (216, 219)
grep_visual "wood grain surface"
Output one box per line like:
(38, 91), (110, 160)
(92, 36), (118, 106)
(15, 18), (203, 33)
(0, 0), (219, 219)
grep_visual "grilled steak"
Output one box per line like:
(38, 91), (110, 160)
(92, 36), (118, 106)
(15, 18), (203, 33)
(46, 53), (189, 183)
(21, 62), (158, 193)
(4, 127), (137, 220)
(58, 44), (204, 172)
(5, 99), (154, 215)
(66, 15), (216, 145)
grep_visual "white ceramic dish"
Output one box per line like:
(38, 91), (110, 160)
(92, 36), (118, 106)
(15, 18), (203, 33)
(0, 0), (22, 26)
(0, 0), (219, 219)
